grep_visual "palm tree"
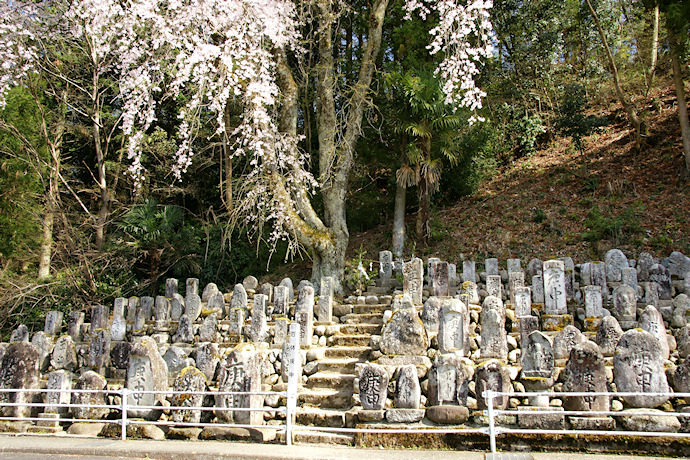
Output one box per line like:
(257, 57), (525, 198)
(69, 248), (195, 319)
(392, 72), (463, 244)
(116, 200), (200, 292)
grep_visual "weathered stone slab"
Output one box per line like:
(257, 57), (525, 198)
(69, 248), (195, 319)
(463, 261), (476, 283)
(51, 335), (77, 371)
(486, 275), (502, 299)
(249, 294), (268, 343)
(514, 287), (532, 318)
(485, 258), (499, 276)
(639, 305), (670, 360)
(432, 261), (450, 297)
(173, 315), (194, 344)
(605, 249), (628, 283)
(216, 344), (263, 425)
(613, 285), (637, 328)
(87, 329), (111, 369)
(163, 346), (194, 381)
(45, 370), (71, 414)
(0, 342), (39, 418)
(44, 311), (63, 337)
(199, 313), (218, 342)
(380, 308), (429, 356)
(195, 342), (220, 382)
(273, 286), (289, 316)
(72, 371), (109, 420)
(650, 264), (673, 300)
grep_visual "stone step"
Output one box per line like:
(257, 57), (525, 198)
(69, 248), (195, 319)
(293, 429), (354, 446)
(352, 304), (389, 314)
(328, 334), (371, 347)
(298, 387), (353, 409)
(343, 313), (383, 325)
(323, 346), (372, 360)
(339, 323), (381, 335)
(318, 358), (362, 374)
(296, 407), (349, 427)
(306, 372), (356, 389)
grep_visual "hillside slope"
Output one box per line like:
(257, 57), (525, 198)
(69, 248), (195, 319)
(350, 87), (689, 263)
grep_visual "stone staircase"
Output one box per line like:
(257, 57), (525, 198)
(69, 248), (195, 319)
(294, 302), (389, 445)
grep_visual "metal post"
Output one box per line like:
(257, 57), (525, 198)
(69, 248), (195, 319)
(121, 388), (128, 441)
(486, 390), (497, 454)
(285, 322), (300, 446)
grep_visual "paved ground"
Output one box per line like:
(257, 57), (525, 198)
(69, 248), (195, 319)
(0, 435), (678, 460)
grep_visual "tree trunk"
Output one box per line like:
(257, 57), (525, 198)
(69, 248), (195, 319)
(392, 179), (406, 258)
(268, 0), (389, 294)
(93, 113), (109, 250)
(585, 0), (644, 136)
(222, 103), (233, 213)
(416, 172), (430, 242)
(37, 193), (55, 280)
(645, 5), (660, 96)
(669, 32), (690, 174)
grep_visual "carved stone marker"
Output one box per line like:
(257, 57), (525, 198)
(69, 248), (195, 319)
(403, 258), (424, 305)
(544, 260), (567, 315)
(613, 285), (637, 329)
(359, 363), (389, 411)
(44, 311), (63, 336)
(437, 298), (469, 356)
(45, 370), (71, 414)
(127, 336), (168, 419)
(486, 275), (502, 299)
(521, 331), (553, 379)
(639, 305), (670, 360)
(380, 251), (393, 280)
(476, 359), (510, 410)
(394, 364), (421, 409)
(463, 261), (476, 283)
(295, 286), (314, 347)
(428, 354), (471, 406)
(613, 329), (670, 408)
(562, 341), (609, 412)
(249, 294), (269, 343)
(216, 344), (263, 425)
(172, 366), (207, 424)
(480, 296), (507, 360)
(595, 315), (623, 357)
(317, 277), (334, 323)
(432, 261), (450, 297)
(0, 342), (39, 417)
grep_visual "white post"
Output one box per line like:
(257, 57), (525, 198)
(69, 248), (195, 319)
(121, 388), (128, 441)
(285, 322), (300, 446)
(485, 390), (497, 454)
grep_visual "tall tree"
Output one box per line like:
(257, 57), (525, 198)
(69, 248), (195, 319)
(115, 0), (493, 292)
